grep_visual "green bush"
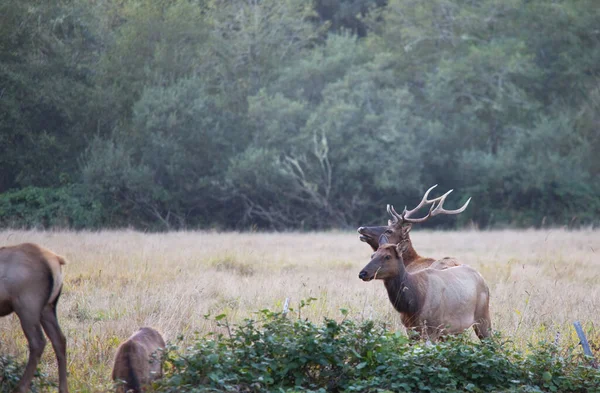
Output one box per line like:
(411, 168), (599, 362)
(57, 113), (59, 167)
(0, 185), (104, 229)
(521, 342), (600, 393)
(0, 355), (51, 393)
(156, 303), (600, 393)
(0, 355), (22, 393)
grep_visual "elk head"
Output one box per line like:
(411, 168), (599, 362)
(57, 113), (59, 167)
(357, 225), (387, 251)
(358, 243), (408, 281)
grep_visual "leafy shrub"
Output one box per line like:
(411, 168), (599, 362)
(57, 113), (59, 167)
(159, 306), (388, 392)
(156, 303), (600, 393)
(0, 355), (51, 393)
(0, 185), (104, 229)
(521, 342), (600, 393)
(0, 355), (22, 393)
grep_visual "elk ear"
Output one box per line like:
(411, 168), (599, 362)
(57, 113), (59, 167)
(402, 223), (412, 234)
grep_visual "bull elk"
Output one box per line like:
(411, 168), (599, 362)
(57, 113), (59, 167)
(112, 327), (166, 393)
(357, 185), (471, 272)
(0, 243), (69, 393)
(358, 243), (491, 341)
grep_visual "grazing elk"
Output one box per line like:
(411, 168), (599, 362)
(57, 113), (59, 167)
(112, 327), (166, 393)
(357, 185), (471, 272)
(0, 243), (69, 393)
(358, 243), (491, 341)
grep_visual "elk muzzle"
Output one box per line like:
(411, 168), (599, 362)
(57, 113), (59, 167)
(358, 270), (371, 281)
(357, 226), (387, 250)
(358, 261), (380, 281)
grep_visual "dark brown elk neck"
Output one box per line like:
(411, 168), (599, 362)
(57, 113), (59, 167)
(383, 267), (421, 316)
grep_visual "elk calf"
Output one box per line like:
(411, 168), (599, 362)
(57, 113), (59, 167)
(359, 243), (491, 341)
(0, 243), (69, 393)
(112, 327), (166, 393)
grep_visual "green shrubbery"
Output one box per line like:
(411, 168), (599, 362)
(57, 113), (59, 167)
(2, 304), (598, 392)
(157, 305), (600, 393)
(0, 185), (104, 229)
(0, 355), (50, 393)
(0, 355), (22, 393)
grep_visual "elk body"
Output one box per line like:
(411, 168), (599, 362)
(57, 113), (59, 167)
(0, 243), (69, 393)
(357, 185), (471, 272)
(112, 327), (166, 393)
(359, 243), (491, 340)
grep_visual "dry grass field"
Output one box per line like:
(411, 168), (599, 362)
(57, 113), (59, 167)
(1, 229), (599, 392)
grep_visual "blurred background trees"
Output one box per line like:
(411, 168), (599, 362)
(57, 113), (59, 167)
(1, 0), (598, 230)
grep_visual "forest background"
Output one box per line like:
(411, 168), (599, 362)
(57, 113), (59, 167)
(1, 0), (599, 231)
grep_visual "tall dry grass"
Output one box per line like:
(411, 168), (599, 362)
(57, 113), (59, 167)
(0, 229), (599, 392)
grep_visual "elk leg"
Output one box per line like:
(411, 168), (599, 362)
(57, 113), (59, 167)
(41, 302), (69, 393)
(14, 310), (46, 393)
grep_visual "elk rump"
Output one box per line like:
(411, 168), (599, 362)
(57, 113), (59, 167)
(112, 327), (166, 393)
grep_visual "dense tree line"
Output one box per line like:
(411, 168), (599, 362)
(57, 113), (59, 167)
(0, 0), (599, 230)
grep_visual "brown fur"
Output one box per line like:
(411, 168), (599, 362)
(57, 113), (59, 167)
(112, 327), (166, 393)
(359, 244), (491, 341)
(359, 223), (460, 272)
(358, 186), (470, 271)
(0, 243), (69, 393)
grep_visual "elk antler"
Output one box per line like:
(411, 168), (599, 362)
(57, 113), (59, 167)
(387, 185), (441, 224)
(387, 185), (471, 224)
(386, 204), (402, 225)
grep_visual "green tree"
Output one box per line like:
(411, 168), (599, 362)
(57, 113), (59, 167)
(313, 0), (387, 36)
(231, 47), (433, 228)
(0, 0), (99, 191)
(83, 77), (245, 229)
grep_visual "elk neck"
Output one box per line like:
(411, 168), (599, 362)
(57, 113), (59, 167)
(382, 261), (421, 315)
(400, 236), (421, 264)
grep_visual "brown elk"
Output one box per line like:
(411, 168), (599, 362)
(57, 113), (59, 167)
(0, 243), (69, 393)
(357, 185), (471, 272)
(358, 243), (491, 341)
(112, 327), (166, 393)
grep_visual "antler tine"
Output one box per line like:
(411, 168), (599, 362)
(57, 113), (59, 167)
(390, 205), (403, 218)
(386, 204), (401, 225)
(430, 192), (472, 217)
(401, 184), (439, 222)
(401, 202), (436, 223)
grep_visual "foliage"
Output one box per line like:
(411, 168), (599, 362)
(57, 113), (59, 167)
(521, 342), (600, 393)
(313, 0), (387, 37)
(1, 0), (599, 230)
(156, 304), (600, 393)
(0, 355), (22, 393)
(0, 185), (103, 229)
(0, 355), (51, 393)
(0, 0), (100, 192)
(82, 76), (246, 229)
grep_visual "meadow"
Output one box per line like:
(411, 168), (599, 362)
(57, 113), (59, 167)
(0, 228), (599, 392)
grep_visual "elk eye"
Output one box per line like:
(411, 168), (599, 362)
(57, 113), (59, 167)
(385, 230), (392, 234)
(385, 255), (391, 260)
